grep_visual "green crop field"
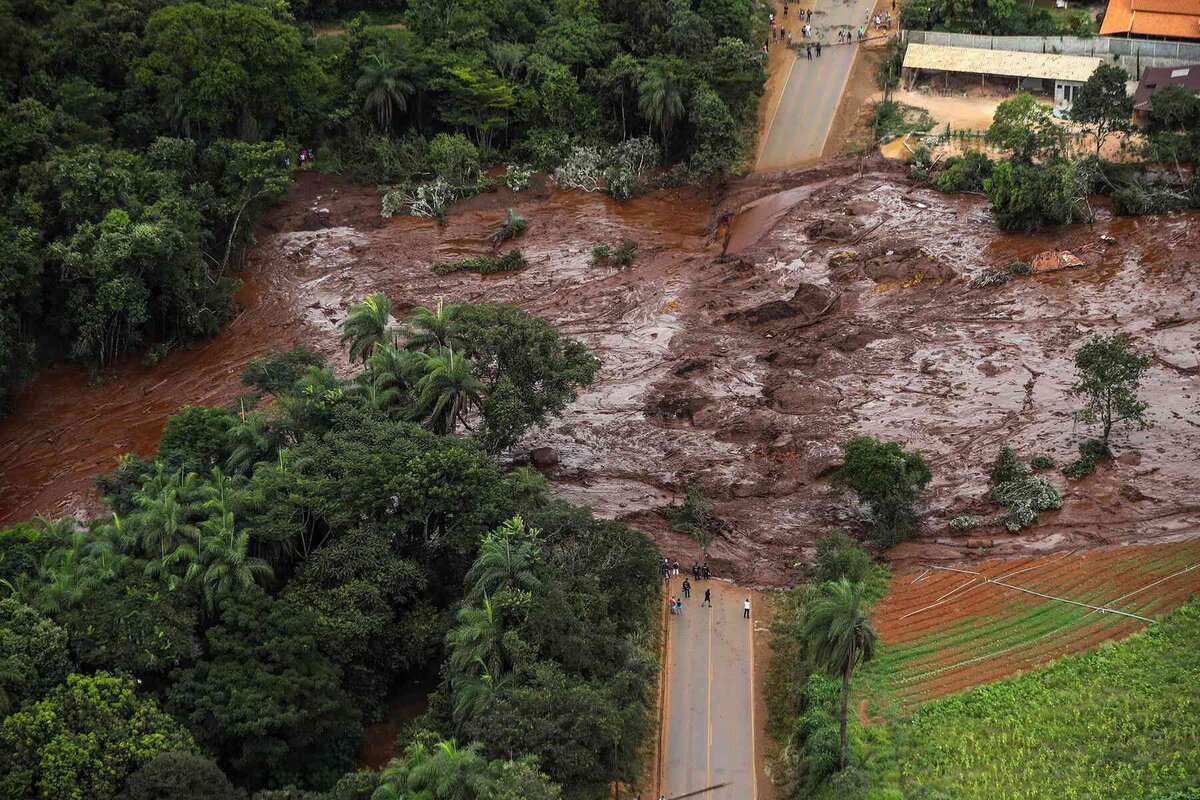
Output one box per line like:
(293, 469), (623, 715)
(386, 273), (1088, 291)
(849, 600), (1200, 799)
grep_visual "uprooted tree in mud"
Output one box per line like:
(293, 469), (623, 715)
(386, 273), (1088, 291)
(1070, 333), (1153, 452)
(831, 437), (932, 548)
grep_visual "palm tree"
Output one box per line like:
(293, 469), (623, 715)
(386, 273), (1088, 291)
(339, 291), (395, 363)
(446, 597), (511, 692)
(801, 578), (879, 770)
(412, 347), (484, 434)
(451, 658), (511, 725)
(356, 53), (414, 132)
(225, 411), (282, 475)
(638, 65), (685, 153)
(402, 298), (464, 353)
(356, 342), (420, 414)
(465, 517), (542, 600)
(187, 510), (273, 612)
(132, 472), (198, 563)
(375, 739), (491, 800)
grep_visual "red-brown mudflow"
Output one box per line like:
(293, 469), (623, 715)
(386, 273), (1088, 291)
(1, 160), (1198, 586)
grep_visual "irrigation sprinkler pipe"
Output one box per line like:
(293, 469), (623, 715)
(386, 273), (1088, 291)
(1087, 562), (1200, 615)
(988, 579), (1156, 623)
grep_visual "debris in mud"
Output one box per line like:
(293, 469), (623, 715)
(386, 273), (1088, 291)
(724, 283), (838, 326)
(804, 218), (857, 242)
(530, 447), (559, 469)
(1030, 250), (1085, 274)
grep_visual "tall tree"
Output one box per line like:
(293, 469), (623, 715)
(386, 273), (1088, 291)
(1071, 63), (1132, 155)
(986, 93), (1063, 164)
(1070, 333), (1152, 448)
(638, 64), (685, 152)
(800, 578), (879, 770)
(356, 53), (414, 132)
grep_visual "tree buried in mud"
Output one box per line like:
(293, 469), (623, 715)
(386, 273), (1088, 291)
(1070, 334), (1152, 450)
(662, 480), (729, 556)
(831, 437), (932, 548)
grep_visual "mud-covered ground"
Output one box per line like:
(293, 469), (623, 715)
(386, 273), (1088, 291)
(1, 157), (1196, 586)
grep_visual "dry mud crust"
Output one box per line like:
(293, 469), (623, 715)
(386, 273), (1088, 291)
(0, 164), (1198, 589)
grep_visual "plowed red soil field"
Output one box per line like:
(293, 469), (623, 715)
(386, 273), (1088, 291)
(867, 538), (1200, 711)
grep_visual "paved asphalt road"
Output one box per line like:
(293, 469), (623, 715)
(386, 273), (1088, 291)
(756, 0), (881, 170)
(663, 579), (759, 800)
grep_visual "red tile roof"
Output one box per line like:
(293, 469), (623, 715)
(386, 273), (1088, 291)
(1101, 0), (1200, 39)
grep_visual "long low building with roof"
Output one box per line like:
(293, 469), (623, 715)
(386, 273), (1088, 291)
(901, 42), (1107, 105)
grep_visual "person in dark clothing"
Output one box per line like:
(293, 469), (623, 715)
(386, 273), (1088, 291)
(815, 41), (822, 57)
(672, 559), (681, 576)
(805, 44), (812, 59)
(702, 588), (712, 607)
(702, 563), (711, 580)
(692, 563), (701, 580)
(682, 579), (691, 598)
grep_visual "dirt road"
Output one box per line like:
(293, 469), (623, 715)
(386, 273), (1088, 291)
(756, 0), (879, 170)
(663, 580), (762, 800)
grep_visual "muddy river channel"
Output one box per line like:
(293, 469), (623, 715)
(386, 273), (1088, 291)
(2, 157), (1197, 585)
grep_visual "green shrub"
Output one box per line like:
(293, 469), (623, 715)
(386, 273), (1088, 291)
(501, 164), (533, 192)
(431, 250), (528, 275)
(949, 514), (985, 530)
(1062, 438), (1111, 479)
(1030, 455), (1056, 470)
(591, 239), (638, 268)
(989, 446), (1026, 486)
(1006, 260), (1032, 277)
(935, 150), (993, 193)
(907, 145), (933, 180)
(486, 208), (529, 247)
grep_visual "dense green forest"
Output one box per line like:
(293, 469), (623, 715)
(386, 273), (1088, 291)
(0, 0), (766, 415)
(0, 299), (662, 799)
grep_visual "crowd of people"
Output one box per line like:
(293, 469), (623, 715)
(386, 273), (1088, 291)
(763, 0), (897, 56)
(662, 557), (753, 621)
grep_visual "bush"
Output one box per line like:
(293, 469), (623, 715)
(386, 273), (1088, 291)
(935, 150), (994, 193)
(991, 476), (1063, 531)
(124, 752), (239, 800)
(989, 446), (1026, 486)
(949, 514), (985, 530)
(381, 179), (456, 221)
(487, 208), (529, 247)
(590, 240), (638, 268)
(907, 145), (933, 180)
(1006, 260), (1032, 277)
(971, 268), (1011, 288)
(432, 251), (528, 275)
(984, 159), (1090, 232)
(1062, 438), (1111, 479)
(428, 133), (480, 188)
(604, 164), (634, 201)
(1030, 455), (1056, 470)
(501, 164), (533, 192)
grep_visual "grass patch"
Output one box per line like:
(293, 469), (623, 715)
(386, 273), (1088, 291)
(431, 250), (527, 275)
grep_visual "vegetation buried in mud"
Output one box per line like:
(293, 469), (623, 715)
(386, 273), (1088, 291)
(0, 302), (661, 799)
(831, 437), (932, 548)
(432, 251), (529, 276)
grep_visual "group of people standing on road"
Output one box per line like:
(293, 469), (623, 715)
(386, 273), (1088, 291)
(663, 557), (752, 621)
